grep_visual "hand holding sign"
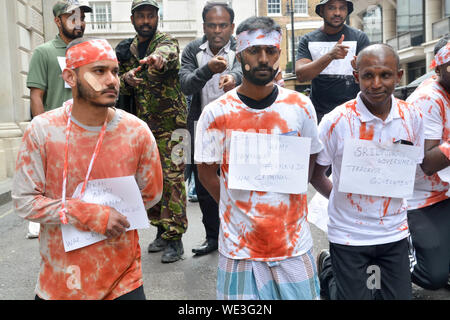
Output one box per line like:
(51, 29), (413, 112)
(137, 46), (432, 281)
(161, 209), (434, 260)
(105, 208), (130, 239)
(61, 176), (150, 252)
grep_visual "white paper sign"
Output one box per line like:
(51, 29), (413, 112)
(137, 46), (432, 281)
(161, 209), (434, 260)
(61, 176), (150, 252)
(309, 41), (357, 76)
(57, 56), (71, 88)
(338, 139), (421, 198)
(228, 131), (311, 194)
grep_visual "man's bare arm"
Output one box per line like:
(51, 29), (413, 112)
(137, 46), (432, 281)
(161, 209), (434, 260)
(420, 139), (450, 176)
(197, 163), (221, 204)
(310, 163), (332, 199)
(30, 88), (45, 117)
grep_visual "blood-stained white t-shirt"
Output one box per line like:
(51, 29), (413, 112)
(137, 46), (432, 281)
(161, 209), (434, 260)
(406, 76), (450, 210)
(317, 93), (424, 246)
(194, 86), (323, 261)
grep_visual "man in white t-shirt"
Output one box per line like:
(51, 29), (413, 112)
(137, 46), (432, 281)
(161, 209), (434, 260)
(406, 37), (450, 290)
(311, 44), (424, 300)
(195, 16), (323, 300)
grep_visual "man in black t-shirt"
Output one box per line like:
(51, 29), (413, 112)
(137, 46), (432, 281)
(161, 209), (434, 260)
(295, 0), (370, 122)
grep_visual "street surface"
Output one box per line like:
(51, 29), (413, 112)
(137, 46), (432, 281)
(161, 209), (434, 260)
(0, 186), (448, 300)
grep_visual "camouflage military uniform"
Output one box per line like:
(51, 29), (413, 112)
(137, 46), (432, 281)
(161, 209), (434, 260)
(117, 31), (187, 241)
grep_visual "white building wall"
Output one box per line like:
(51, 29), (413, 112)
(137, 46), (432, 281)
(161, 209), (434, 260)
(0, 0), (45, 198)
(83, 0), (257, 50)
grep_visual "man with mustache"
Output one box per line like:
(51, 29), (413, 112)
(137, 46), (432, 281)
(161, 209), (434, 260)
(26, 0), (92, 239)
(179, 2), (242, 257)
(295, 0), (369, 123)
(13, 37), (163, 300)
(195, 16), (323, 300)
(116, 0), (187, 263)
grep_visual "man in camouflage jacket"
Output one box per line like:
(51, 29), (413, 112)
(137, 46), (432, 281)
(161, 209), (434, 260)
(116, 0), (187, 263)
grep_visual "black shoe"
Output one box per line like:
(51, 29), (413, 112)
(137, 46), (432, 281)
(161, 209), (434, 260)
(147, 226), (167, 253)
(316, 249), (330, 276)
(147, 238), (168, 252)
(192, 239), (218, 256)
(161, 239), (184, 263)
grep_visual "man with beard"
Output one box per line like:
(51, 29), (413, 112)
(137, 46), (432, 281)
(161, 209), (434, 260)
(295, 0), (369, 123)
(195, 16), (323, 300)
(25, 0), (92, 239)
(27, 0), (92, 116)
(116, 0), (187, 263)
(406, 37), (450, 290)
(179, 2), (242, 257)
(13, 37), (163, 300)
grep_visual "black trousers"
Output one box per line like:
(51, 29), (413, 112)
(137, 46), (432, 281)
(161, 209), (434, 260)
(408, 198), (450, 290)
(319, 239), (412, 300)
(34, 285), (146, 300)
(193, 163), (220, 241)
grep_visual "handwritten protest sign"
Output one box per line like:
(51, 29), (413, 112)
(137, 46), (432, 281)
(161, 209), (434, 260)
(338, 139), (421, 198)
(228, 131), (311, 194)
(61, 176), (149, 252)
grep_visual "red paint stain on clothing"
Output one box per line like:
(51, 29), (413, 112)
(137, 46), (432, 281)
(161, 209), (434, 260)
(359, 123), (374, 140)
(223, 205), (232, 224)
(276, 93), (311, 119)
(382, 198), (392, 217)
(345, 100), (360, 116)
(207, 106), (290, 133)
(397, 100), (414, 141)
(327, 113), (344, 138)
(346, 193), (362, 212)
(235, 195), (306, 259)
(235, 192), (253, 214)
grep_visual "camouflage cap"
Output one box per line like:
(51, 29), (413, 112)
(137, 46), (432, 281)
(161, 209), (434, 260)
(53, 0), (92, 17)
(131, 0), (159, 13)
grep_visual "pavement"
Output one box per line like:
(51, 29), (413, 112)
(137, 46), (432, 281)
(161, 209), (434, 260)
(0, 186), (449, 300)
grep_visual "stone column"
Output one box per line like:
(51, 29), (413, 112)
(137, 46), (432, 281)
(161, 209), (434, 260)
(0, 0), (44, 194)
(425, 0), (442, 42)
(382, 0), (397, 42)
(424, 0), (442, 68)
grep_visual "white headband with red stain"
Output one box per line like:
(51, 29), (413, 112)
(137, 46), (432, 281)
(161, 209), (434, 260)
(430, 42), (450, 69)
(236, 29), (282, 54)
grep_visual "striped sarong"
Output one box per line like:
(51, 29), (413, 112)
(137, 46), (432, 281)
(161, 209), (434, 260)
(217, 250), (320, 300)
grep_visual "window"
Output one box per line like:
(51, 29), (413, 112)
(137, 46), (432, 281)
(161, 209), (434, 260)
(407, 60), (426, 84)
(89, 2), (112, 30)
(293, 0), (308, 15)
(445, 0), (450, 17)
(268, 0), (281, 15)
(362, 5), (382, 44)
(396, 0), (424, 46)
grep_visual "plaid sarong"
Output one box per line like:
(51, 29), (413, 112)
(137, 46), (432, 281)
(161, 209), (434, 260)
(217, 250), (320, 300)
